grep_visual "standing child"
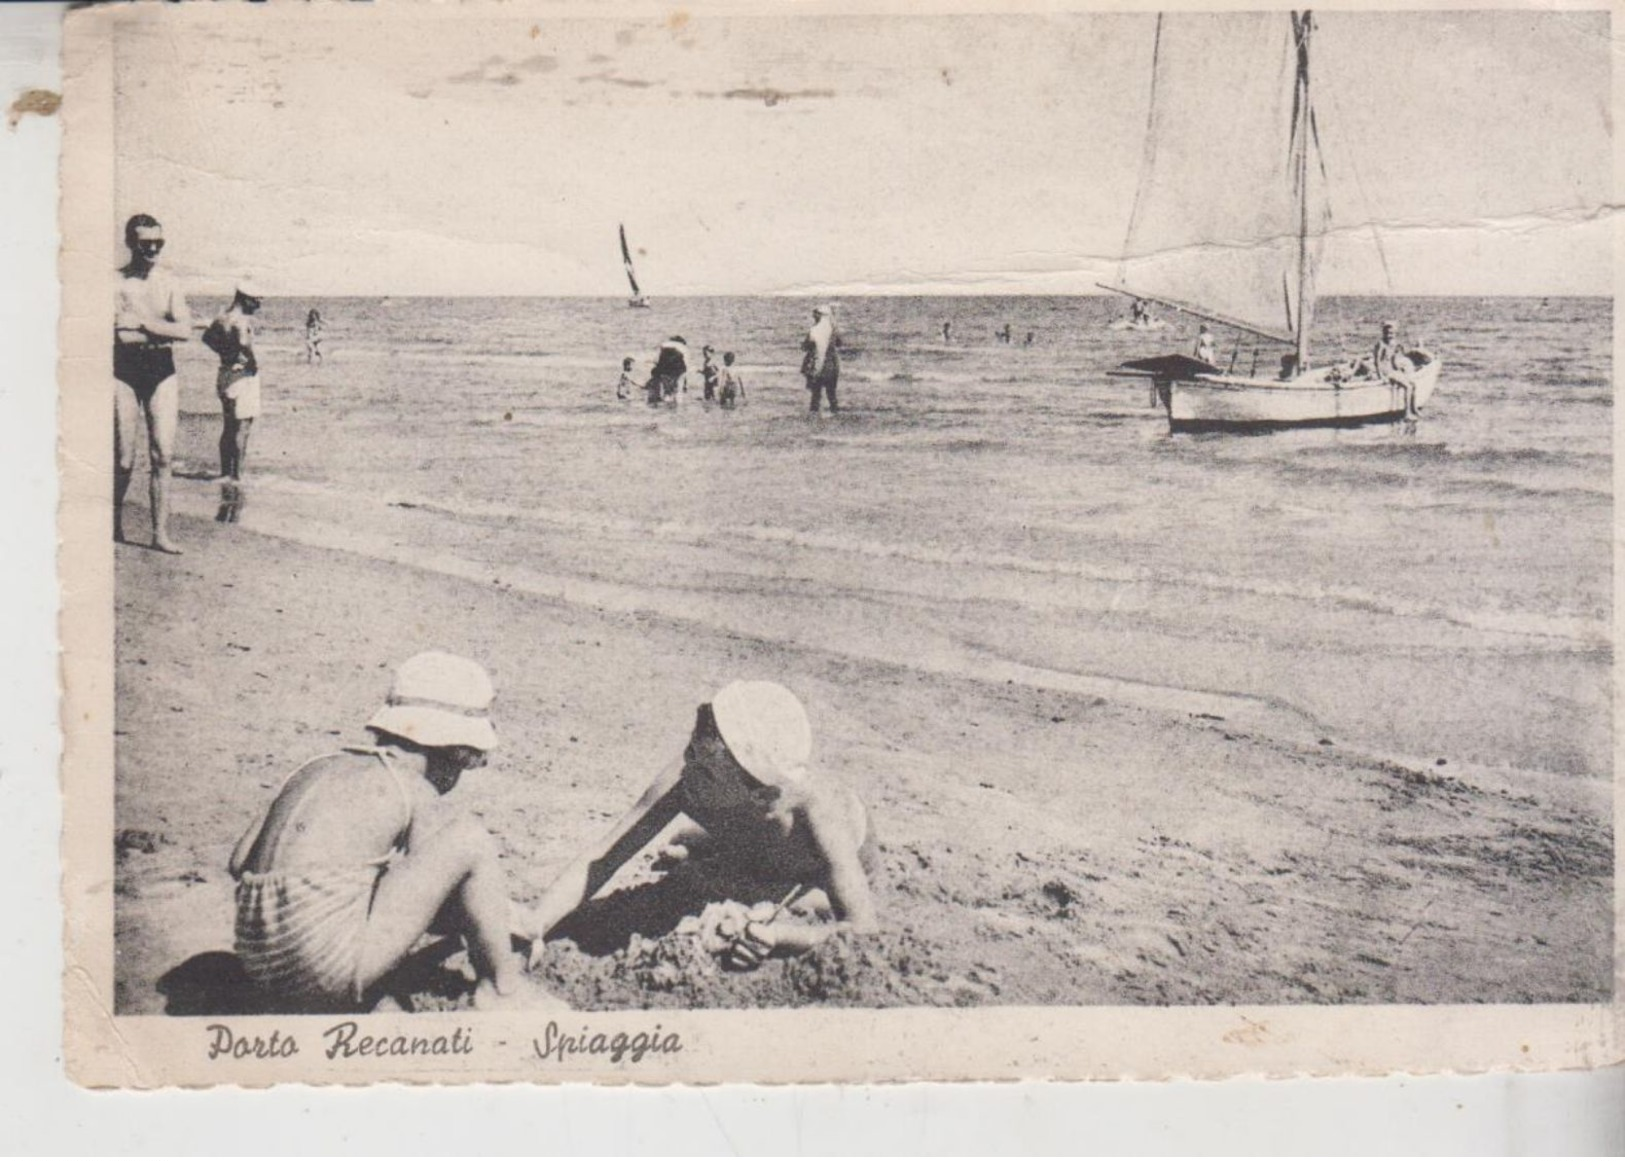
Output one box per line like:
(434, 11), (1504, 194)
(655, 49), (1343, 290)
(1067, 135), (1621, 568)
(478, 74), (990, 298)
(230, 652), (546, 1012)
(700, 346), (720, 404)
(203, 282), (263, 481)
(718, 352), (746, 409)
(615, 356), (639, 402)
(527, 681), (878, 970)
(304, 308), (324, 365)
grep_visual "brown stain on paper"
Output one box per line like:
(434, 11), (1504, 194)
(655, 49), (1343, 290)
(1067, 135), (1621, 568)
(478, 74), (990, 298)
(7, 88), (60, 131)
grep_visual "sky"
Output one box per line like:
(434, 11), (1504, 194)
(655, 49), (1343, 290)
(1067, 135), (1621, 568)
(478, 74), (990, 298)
(109, 5), (1614, 297)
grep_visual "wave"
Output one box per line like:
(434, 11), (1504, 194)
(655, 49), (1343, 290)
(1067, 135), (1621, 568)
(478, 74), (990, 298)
(350, 485), (1606, 646)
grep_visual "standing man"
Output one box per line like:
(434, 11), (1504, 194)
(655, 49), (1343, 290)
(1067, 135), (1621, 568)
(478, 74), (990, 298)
(801, 305), (841, 415)
(204, 281), (263, 482)
(114, 213), (192, 553)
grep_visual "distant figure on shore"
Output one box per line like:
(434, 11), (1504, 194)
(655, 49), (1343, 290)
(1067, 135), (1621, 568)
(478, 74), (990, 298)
(525, 681), (879, 971)
(230, 652), (551, 1013)
(996, 323), (1013, 344)
(1131, 298), (1150, 324)
(802, 305), (841, 415)
(615, 356), (638, 402)
(203, 282), (263, 482)
(718, 351), (746, 409)
(700, 346), (719, 404)
(649, 336), (688, 407)
(114, 213), (192, 554)
(304, 308), (324, 365)
(941, 320), (951, 343)
(1023, 331), (1034, 347)
(1194, 324), (1217, 365)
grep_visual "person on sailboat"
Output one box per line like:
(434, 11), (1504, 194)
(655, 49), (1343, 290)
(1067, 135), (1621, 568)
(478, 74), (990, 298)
(1194, 324), (1217, 365)
(1370, 320), (1418, 418)
(802, 305), (841, 415)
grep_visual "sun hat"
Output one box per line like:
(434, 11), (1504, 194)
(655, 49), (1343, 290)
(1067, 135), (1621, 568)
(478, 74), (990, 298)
(368, 651), (498, 751)
(235, 278), (263, 301)
(711, 680), (812, 789)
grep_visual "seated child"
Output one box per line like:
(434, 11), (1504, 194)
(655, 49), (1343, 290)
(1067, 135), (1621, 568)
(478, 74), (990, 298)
(718, 352), (746, 409)
(230, 652), (537, 1012)
(527, 681), (877, 969)
(616, 356), (639, 402)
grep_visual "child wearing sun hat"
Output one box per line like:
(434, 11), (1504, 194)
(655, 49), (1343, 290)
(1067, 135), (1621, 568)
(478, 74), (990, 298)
(527, 680), (879, 970)
(230, 651), (549, 1012)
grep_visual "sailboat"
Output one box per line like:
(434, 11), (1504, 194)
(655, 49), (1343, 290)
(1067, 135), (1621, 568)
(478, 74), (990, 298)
(1105, 12), (1441, 433)
(620, 223), (650, 309)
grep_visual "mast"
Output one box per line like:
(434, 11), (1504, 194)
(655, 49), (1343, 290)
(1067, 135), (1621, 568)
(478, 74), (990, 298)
(1292, 11), (1314, 372)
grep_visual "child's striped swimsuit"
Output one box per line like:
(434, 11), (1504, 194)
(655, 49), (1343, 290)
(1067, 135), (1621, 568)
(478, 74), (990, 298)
(234, 748), (412, 1010)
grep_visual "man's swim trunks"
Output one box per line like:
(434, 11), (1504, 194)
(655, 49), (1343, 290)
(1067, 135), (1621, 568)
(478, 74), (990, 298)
(114, 343), (176, 397)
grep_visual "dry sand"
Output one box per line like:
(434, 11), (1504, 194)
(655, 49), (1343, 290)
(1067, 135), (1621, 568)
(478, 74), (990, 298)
(113, 495), (1611, 1013)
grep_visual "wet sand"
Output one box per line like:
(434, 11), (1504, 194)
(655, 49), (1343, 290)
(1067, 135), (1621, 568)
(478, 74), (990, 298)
(114, 491), (1611, 1013)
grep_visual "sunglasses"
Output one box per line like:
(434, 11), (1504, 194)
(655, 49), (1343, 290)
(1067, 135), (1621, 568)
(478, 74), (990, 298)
(135, 239), (165, 252)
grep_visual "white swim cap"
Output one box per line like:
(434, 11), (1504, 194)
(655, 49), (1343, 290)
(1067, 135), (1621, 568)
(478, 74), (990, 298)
(368, 651), (498, 751)
(711, 680), (812, 789)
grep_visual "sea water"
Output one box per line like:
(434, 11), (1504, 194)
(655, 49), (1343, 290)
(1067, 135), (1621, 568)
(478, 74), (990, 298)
(167, 294), (1612, 780)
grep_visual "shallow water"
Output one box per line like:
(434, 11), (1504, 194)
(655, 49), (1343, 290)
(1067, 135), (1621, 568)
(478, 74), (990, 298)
(168, 294), (1612, 779)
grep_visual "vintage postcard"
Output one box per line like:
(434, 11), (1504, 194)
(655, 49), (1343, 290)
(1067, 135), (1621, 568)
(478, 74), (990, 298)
(60, 0), (1619, 1087)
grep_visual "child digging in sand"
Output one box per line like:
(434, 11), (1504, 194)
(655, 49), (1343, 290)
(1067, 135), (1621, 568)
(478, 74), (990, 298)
(528, 681), (878, 970)
(230, 652), (548, 1012)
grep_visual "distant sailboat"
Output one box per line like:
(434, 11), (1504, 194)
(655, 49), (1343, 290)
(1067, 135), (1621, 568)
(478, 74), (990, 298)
(620, 224), (650, 309)
(1105, 12), (1441, 433)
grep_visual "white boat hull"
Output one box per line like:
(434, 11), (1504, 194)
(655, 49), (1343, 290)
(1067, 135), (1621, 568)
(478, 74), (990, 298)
(1162, 352), (1441, 433)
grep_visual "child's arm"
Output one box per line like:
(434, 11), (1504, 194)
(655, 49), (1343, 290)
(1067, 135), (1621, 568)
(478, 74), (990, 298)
(522, 757), (687, 953)
(227, 798), (276, 878)
(731, 794), (878, 963)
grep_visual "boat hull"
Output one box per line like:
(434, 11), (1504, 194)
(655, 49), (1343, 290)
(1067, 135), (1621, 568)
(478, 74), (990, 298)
(1162, 352), (1441, 433)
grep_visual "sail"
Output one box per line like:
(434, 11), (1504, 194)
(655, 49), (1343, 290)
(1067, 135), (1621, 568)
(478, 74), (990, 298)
(1114, 13), (1330, 347)
(619, 224), (642, 298)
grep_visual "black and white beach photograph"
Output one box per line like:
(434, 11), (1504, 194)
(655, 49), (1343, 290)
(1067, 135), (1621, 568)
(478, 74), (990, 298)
(64, 1), (1613, 1081)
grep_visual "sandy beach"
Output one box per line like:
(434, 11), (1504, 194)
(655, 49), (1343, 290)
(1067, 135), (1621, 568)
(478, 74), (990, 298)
(114, 478), (1611, 1012)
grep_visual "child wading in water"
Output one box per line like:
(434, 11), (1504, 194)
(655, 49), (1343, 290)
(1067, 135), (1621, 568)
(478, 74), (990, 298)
(528, 681), (878, 969)
(230, 652), (548, 1012)
(718, 352), (746, 409)
(615, 356), (639, 402)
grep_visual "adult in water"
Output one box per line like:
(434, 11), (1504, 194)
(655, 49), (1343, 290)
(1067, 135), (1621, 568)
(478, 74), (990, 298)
(114, 213), (192, 553)
(801, 305), (841, 415)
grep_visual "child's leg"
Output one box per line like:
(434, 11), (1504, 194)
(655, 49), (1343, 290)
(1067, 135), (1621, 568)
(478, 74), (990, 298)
(357, 815), (520, 996)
